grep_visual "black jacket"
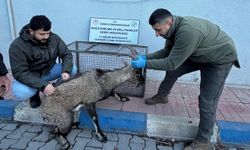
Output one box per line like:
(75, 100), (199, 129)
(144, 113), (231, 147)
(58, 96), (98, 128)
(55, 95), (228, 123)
(9, 24), (73, 91)
(0, 53), (8, 76)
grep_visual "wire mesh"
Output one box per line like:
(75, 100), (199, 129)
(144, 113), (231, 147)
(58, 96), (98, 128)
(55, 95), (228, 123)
(67, 41), (147, 97)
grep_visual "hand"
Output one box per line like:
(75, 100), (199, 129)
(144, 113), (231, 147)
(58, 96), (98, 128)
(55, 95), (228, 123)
(0, 75), (10, 97)
(131, 55), (147, 69)
(61, 72), (70, 81)
(43, 84), (55, 96)
(138, 55), (147, 60)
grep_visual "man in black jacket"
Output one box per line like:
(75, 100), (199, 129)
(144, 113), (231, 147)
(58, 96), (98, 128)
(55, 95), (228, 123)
(9, 15), (77, 108)
(0, 53), (10, 99)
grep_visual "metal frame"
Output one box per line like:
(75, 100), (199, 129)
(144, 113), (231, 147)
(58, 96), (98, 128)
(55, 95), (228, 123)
(67, 41), (148, 97)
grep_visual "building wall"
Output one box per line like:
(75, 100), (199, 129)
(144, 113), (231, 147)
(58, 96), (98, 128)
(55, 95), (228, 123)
(0, 0), (12, 68)
(1, 0), (249, 85)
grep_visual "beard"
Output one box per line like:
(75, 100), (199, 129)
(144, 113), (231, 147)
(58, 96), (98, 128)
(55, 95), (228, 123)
(31, 35), (49, 45)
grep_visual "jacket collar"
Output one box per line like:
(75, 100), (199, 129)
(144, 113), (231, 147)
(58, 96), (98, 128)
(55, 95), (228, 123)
(162, 15), (182, 39)
(19, 24), (50, 46)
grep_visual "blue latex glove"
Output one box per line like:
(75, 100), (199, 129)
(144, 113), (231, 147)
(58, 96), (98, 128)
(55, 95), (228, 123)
(139, 55), (147, 60)
(131, 55), (147, 68)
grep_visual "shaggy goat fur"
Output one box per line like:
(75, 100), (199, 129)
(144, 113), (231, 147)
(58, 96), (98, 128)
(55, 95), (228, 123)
(40, 65), (141, 136)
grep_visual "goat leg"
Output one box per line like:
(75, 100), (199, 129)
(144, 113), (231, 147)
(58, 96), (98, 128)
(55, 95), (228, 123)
(48, 127), (70, 150)
(86, 103), (107, 143)
(58, 134), (71, 150)
(48, 127), (58, 140)
(112, 91), (130, 102)
(71, 122), (80, 129)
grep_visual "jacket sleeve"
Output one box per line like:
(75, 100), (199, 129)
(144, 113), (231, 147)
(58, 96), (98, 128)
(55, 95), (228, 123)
(146, 40), (173, 60)
(146, 29), (203, 71)
(9, 44), (49, 91)
(57, 37), (73, 74)
(0, 53), (8, 76)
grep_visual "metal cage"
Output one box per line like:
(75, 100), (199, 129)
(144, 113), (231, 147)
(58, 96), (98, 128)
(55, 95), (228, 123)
(67, 41), (148, 97)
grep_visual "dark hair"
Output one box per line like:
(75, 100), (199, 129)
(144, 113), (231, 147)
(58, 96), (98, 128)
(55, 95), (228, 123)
(149, 8), (173, 25)
(29, 15), (51, 31)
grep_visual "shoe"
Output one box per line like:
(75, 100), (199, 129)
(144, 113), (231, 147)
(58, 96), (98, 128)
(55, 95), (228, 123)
(145, 94), (168, 105)
(184, 140), (211, 150)
(30, 91), (41, 108)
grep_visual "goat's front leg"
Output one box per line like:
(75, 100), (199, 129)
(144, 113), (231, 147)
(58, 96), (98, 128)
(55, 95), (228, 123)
(86, 103), (107, 143)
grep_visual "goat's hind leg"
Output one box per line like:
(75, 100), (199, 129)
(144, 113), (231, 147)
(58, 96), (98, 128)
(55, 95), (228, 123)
(86, 103), (107, 142)
(112, 91), (130, 102)
(71, 104), (85, 129)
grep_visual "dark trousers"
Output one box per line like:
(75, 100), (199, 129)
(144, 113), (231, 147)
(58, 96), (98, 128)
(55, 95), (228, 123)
(157, 59), (233, 142)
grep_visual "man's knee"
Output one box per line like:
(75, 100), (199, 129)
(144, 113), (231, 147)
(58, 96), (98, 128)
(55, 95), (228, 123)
(12, 80), (37, 101)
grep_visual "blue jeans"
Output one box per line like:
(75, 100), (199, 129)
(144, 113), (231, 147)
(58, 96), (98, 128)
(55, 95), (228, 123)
(12, 63), (77, 101)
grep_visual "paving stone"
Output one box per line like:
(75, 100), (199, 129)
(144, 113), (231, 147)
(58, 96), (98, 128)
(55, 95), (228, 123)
(106, 132), (119, 142)
(117, 133), (132, 150)
(117, 141), (130, 150)
(0, 138), (18, 149)
(0, 122), (7, 129)
(173, 142), (184, 150)
(118, 133), (132, 141)
(66, 129), (82, 145)
(130, 135), (144, 144)
(103, 141), (118, 150)
(33, 127), (51, 142)
(10, 132), (37, 149)
(71, 137), (91, 150)
(27, 125), (43, 133)
(144, 138), (157, 150)
(26, 141), (45, 150)
(130, 143), (144, 150)
(78, 128), (92, 138)
(87, 136), (103, 148)
(39, 139), (60, 150)
(0, 130), (12, 140)
(2, 123), (18, 131)
(85, 147), (102, 150)
(157, 145), (173, 150)
(6, 124), (32, 139)
(229, 148), (237, 150)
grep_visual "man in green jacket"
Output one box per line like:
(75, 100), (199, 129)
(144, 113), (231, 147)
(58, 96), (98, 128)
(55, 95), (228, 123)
(9, 15), (77, 108)
(131, 9), (240, 149)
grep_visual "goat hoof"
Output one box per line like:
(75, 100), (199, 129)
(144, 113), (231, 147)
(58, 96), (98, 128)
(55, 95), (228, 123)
(120, 97), (130, 102)
(61, 141), (70, 150)
(96, 134), (107, 143)
(59, 135), (71, 150)
(100, 136), (108, 143)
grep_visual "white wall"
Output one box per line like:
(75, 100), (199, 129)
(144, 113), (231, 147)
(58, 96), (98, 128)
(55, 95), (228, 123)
(0, 0), (12, 68)
(1, 0), (249, 85)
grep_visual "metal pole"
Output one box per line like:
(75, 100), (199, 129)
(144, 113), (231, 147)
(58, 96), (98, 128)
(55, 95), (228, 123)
(6, 0), (17, 40)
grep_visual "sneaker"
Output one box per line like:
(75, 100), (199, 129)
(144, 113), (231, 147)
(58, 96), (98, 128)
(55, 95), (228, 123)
(184, 140), (211, 150)
(145, 94), (168, 105)
(30, 91), (41, 108)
